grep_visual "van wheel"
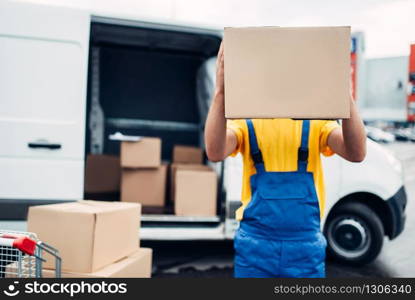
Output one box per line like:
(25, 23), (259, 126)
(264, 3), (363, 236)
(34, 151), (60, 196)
(324, 202), (384, 265)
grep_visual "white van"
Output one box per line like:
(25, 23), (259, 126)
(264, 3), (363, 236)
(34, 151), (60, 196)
(0, 1), (407, 265)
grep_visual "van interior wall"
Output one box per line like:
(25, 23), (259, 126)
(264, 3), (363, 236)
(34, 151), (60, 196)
(100, 45), (202, 159)
(86, 23), (221, 161)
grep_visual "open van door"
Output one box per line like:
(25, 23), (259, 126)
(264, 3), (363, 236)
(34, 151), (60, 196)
(0, 1), (90, 216)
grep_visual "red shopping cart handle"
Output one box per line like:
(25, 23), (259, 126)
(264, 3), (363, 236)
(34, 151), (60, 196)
(13, 237), (37, 256)
(0, 235), (37, 256)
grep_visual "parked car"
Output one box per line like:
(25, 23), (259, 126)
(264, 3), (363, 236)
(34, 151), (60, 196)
(394, 128), (411, 141)
(366, 126), (395, 143)
(0, 0), (407, 265)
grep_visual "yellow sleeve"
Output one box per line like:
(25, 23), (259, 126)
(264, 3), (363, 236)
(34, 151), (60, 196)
(226, 119), (246, 157)
(320, 120), (341, 157)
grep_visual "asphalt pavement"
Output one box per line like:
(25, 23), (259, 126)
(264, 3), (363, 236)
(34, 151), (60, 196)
(145, 141), (415, 278)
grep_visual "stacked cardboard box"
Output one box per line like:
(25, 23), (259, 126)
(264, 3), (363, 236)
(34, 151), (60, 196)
(6, 248), (152, 278)
(83, 140), (217, 218)
(172, 145), (203, 164)
(84, 154), (121, 194)
(120, 137), (167, 207)
(170, 145), (217, 217)
(23, 200), (151, 278)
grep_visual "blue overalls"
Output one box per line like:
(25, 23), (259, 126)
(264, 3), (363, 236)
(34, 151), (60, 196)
(234, 119), (327, 278)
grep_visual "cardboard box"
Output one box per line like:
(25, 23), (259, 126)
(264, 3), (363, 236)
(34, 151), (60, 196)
(173, 145), (203, 164)
(84, 154), (121, 193)
(27, 200), (140, 273)
(174, 169), (217, 216)
(170, 164), (212, 202)
(224, 26), (351, 119)
(6, 248), (152, 278)
(121, 137), (161, 168)
(121, 163), (167, 206)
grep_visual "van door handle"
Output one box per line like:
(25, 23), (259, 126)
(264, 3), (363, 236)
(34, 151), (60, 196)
(28, 141), (62, 150)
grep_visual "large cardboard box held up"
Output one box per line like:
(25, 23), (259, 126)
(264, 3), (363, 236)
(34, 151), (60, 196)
(121, 137), (161, 168)
(121, 163), (167, 206)
(173, 145), (203, 164)
(170, 164), (212, 202)
(174, 169), (217, 216)
(84, 154), (121, 193)
(6, 248), (152, 278)
(224, 26), (351, 119)
(27, 200), (140, 273)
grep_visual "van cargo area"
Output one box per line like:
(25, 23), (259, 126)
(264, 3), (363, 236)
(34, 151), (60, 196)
(84, 20), (223, 226)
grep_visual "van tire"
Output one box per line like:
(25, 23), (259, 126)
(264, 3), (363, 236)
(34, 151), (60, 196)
(324, 202), (384, 265)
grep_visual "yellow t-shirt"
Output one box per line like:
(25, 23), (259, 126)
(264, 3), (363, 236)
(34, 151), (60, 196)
(227, 119), (340, 221)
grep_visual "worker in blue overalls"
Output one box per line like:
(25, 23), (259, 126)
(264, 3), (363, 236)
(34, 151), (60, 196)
(205, 43), (367, 277)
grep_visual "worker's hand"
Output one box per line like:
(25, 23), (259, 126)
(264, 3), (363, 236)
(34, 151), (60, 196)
(204, 40), (237, 162)
(215, 41), (225, 96)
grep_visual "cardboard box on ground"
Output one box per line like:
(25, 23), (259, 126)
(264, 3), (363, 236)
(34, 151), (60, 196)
(224, 26), (351, 119)
(6, 248), (152, 278)
(27, 200), (141, 274)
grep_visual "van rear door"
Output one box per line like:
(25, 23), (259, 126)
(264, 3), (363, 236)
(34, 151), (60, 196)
(0, 1), (89, 204)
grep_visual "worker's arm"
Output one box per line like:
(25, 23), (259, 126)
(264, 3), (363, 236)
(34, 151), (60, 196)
(204, 42), (238, 162)
(327, 96), (367, 162)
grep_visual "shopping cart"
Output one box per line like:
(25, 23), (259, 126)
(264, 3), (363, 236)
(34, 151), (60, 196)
(0, 230), (61, 278)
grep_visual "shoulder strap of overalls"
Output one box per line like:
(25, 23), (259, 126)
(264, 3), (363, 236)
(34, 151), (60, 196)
(298, 120), (310, 172)
(246, 119), (265, 173)
(246, 119), (310, 173)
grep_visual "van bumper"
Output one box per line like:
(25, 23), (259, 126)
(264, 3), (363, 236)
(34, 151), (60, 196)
(386, 186), (407, 239)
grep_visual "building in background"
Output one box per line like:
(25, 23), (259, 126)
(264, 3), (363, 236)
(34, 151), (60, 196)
(353, 32), (412, 126)
(360, 56), (408, 123)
